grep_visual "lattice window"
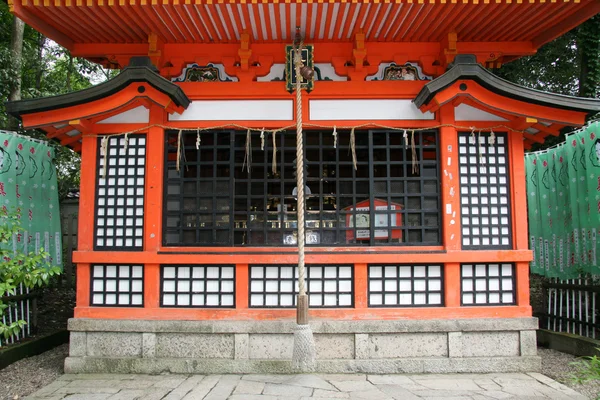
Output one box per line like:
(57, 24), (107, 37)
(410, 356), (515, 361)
(95, 135), (146, 250)
(461, 263), (515, 306)
(164, 129), (440, 247)
(368, 264), (443, 307)
(161, 265), (235, 307)
(249, 265), (353, 308)
(91, 264), (143, 306)
(458, 132), (511, 249)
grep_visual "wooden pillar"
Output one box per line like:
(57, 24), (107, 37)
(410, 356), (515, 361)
(75, 263), (91, 310)
(439, 105), (462, 308)
(444, 263), (461, 307)
(144, 105), (166, 251)
(439, 105), (461, 251)
(77, 135), (97, 251)
(516, 261), (531, 308)
(236, 263), (249, 309)
(143, 106), (166, 309)
(354, 263), (368, 309)
(509, 130), (529, 250)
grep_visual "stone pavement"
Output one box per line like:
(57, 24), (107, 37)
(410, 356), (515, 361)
(25, 372), (587, 400)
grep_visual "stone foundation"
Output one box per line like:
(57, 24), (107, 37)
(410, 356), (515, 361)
(65, 318), (540, 374)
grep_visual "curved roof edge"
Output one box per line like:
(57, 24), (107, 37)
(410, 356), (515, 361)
(6, 60), (190, 119)
(414, 54), (600, 116)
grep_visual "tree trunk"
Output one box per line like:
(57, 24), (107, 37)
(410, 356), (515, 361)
(35, 33), (46, 91)
(577, 14), (600, 99)
(66, 53), (73, 92)
(8, 16), (25, 130)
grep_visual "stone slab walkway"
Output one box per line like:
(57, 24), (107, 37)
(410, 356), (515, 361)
(25, 372), (587, 400)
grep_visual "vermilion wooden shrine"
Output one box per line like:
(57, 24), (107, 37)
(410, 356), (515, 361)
(6, 0), (600, 373)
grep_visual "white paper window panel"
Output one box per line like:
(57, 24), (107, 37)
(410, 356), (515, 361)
(249, 265), (353, 307)
(161, 265), (236, 308)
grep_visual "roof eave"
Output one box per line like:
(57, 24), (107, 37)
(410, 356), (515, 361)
(414, 55), (600, 117)
(5, 66), (191, 119)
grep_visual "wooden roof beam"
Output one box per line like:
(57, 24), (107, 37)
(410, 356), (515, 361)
(8, 0), (74, 49)
(533, 1), (600, 47)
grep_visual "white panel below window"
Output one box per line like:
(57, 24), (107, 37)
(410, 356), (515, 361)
(309, 99), (434, 120)
(169, 100), (294, 121)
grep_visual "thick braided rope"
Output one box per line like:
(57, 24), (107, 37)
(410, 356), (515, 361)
(294, 43), (307, 297)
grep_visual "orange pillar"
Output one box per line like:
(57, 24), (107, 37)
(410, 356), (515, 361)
(236, 264), (249, 309)
(74, 135), (96, 317)
(144, 105), (166, 309)
(77, 135), (97, 251)
(439, 105), (462, 308)
(516, 262), (531, 309)
(75, 263), (91, 309)
(439, 105), (461, 251)
(354, 263), (368, 309)
(509, 130), (529, 251)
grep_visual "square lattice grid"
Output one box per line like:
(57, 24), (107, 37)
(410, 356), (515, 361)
(91, 264), (144, 306)
(161, 265), (235, 307)
(458, 132), (511, 249)
(461, 263), (515, 306)
(95, 135), (146, 250)
(163, 130), (441, 247)
(368, 264), (443, 307)
(249, 265), (353, 308)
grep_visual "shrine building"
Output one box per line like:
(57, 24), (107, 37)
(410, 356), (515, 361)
(6, 0), (600, 373)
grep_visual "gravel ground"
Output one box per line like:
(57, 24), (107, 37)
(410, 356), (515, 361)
(540, 347), (600, 399)
(0, 344), (68, 400)
(0, 345), (599, 399)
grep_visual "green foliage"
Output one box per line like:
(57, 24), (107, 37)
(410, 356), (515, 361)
(0, 211), (61, 340)
(570, 349), (600, 396)
(0, 1), (118, 200)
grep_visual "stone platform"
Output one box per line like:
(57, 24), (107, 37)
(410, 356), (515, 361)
(25, 373), (585, 399)
(65, 318), (540, 374)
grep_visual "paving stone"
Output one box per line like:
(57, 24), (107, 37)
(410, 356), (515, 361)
(181, 375), (221, 400)
(527, 372), (588, 399)
(63, 395), (112, 400)
(106, 390), (146, 399)
(312, 389), (350, 398)
(232, 380), (265, 395)
(348, 388), (393, 400)
(162, 375), (205, 399)
(366, 375), (416, 385)
(203, 374), (241, 400)
(420, 397), (473, 400)
(479, 391), (514, 400)
(54, 387), (121, 395)
(376, 384), (422, 400)
(140, 388), (172, 400)
(285, 375), (338, 390)
(412, 378), (482, 391)
(410, 390), (484, 397)
(57, 374), (136, 381)
(152, 376), (189, 389)
(500, 386), (548, 397)
(229, 395), (277, 400)
(320, 374), (367, 382)
(242, 374), (296, 384)
(24, 395), (66, 400)
(329, 380), (376, 392)
(27, 380), (71, 397)
(263, 383), (313, 397)
(119, 380), (163, 390)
